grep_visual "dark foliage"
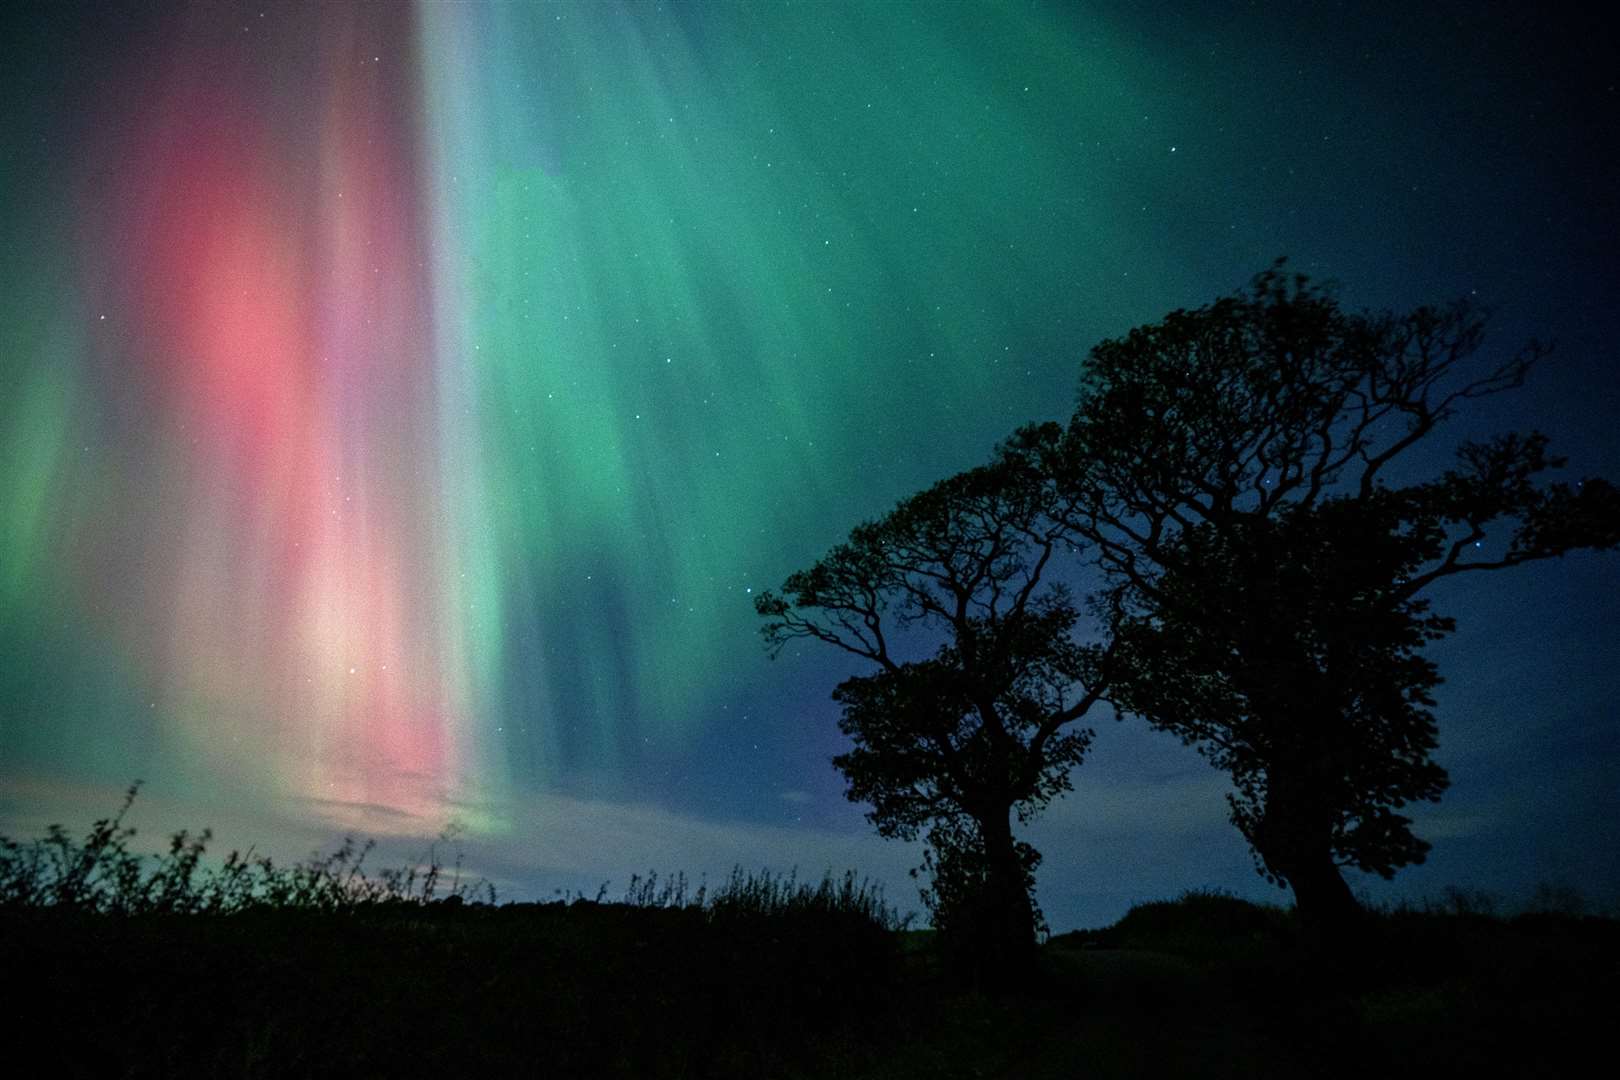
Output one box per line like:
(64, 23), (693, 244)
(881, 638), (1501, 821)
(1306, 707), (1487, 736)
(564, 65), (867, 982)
(0, 794), (908, 1078)
(1070, 888), (1293, 958)
(1108, 496), (1454, 889)
(1047, 889), (1620, 1079)
(756, 453), (1112, 986)
(4, 799), (1613, 1077)
(1011, 263), (1620, 926)
(0, 781), (494, 914)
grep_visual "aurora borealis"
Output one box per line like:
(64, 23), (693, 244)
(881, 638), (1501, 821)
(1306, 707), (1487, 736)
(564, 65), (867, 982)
(3, 1), (1617, 928)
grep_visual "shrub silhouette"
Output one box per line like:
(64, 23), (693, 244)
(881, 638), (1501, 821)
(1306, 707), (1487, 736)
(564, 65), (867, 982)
(0, 781), (494, 914)
(10, 785), (1611, 1078)
(0, 786), (913, 1078)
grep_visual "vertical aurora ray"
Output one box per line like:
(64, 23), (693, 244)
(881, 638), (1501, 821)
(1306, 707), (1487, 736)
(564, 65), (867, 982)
(39, 4), (501, 830)
(408, 0), (1156, 779)
(7, 0), (1185, 831)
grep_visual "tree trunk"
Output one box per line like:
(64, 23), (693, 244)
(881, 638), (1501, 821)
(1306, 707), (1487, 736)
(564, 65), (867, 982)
(976, 809), (1037, 990)
(1252, 772), (1364, 936)
(1283, 847), (1360, 931)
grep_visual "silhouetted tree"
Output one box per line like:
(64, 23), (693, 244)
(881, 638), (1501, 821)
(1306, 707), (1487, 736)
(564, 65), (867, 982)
(1008, 264), (1620, 929)
(756, 454), (1112, 985)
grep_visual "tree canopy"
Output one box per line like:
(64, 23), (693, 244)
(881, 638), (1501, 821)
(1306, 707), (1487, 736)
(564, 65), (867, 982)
(760, 261), (1619, 955)
(1007, 264), (1620, 924)
(755, 451), (1111, 981)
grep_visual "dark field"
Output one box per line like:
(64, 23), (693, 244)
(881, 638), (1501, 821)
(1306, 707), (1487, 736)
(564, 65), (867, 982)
(5, 795), (1613, 1076)
(7, 888), (1616, 1078)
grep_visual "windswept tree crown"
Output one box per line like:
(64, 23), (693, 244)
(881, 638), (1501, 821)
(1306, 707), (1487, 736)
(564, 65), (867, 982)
(755, 453), (1111, 840)
(1001, 264), (1620, 907)
(1026, 263), (1618, 590)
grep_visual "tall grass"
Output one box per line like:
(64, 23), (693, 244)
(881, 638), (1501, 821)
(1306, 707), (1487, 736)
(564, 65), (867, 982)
(0, 783), (908, 932)
(613, 865), (911, 931)
(0, 781), (494, 914)
(3, 784), (920, 1077)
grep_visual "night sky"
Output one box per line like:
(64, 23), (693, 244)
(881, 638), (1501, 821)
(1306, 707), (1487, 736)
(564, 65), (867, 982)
(2, 1), (1616, 931)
